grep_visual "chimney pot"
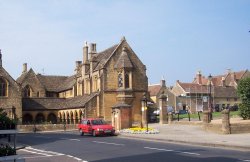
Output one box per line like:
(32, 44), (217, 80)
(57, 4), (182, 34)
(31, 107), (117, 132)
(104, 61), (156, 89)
(22, 63), (27, 73)
(83, 41), (89, 63)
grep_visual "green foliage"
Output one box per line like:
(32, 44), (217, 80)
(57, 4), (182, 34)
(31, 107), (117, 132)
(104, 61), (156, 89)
(239, 102), (250, 120)
(0, 108), (16, 130)
(0, 144), (16, 157)
(237, 77), (250, 119)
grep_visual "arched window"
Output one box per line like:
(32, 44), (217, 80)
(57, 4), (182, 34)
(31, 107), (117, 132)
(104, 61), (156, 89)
(125, 73), (130, 88)
(47, 113), (57, 124)
(0, 78), (7, 96)
(35, 113), (45, 123)
(24, 85), (32, 97)
(118, 73), (123, 88)
(23, 114), (33, 124)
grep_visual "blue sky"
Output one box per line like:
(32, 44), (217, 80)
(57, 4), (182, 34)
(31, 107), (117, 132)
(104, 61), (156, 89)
(0, 0), (249, 86)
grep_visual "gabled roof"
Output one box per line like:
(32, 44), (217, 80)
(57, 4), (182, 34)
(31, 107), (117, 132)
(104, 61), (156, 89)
(0, 66), (20, 92)
(178, 82), (210, 94)
(235, 70), (247, 80)
(148, 84), (161, 96)
(36, 74), (68, 92)
(114, 47), (133, 69)
(214, 86), (237, 98)
(93, 44), (119, 71)
(23, 92), (99, 110)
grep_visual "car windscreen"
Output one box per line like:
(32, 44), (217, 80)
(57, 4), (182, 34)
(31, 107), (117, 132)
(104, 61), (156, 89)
(91, 119), (107, 125)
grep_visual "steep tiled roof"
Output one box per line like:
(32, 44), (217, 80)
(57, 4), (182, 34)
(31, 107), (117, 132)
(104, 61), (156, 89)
(148, 84), (161, 96)
(178, 82), (210, 94)
(36, 74), (68, 92)
(56, 75), (76, 92)
(214, 86), (237, 98)
(235, 70), (246, 80)
(93, 44), (119, 71)
(23, 93), (98, 110)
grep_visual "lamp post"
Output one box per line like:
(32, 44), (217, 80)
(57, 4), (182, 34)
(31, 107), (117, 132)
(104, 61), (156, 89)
(208, 74), (213, 120)
(141, 93), (148, 132)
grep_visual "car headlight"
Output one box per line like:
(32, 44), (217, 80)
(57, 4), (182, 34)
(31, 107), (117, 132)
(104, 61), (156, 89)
(97, 128), (103, 131)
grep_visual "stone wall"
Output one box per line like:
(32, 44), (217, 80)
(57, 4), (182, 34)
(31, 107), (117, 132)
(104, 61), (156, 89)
(18, 124), (77, 132)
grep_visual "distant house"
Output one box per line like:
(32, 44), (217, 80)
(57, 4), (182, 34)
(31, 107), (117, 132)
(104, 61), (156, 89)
(148, 79), (175, 112)
(171, 70), (250, 113)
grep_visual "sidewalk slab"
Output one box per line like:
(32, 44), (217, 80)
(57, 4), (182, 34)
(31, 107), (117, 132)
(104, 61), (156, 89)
(119, 123), (250, 151)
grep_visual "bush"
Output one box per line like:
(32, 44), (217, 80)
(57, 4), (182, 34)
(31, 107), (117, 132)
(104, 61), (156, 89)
(0, 108), (16, 130)
(0, 144), (16, 157)
(237, 77), (250, 119)
(239, 102), (250, 120)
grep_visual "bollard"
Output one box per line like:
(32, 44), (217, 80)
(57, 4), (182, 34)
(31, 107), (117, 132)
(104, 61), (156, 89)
(198, 111), (201, 121)
(221, 109), (231, 134)
(203, 110), (211, 123)
(168, 112), (173, 124)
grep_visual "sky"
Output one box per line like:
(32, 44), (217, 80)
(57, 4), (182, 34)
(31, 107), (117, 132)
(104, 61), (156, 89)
(0, 0), (250, 86)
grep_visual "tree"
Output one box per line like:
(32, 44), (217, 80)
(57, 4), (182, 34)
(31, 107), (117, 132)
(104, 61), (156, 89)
(237, 77), (250, 119)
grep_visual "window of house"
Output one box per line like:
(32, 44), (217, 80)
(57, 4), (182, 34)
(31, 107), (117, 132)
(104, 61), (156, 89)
(125, 73), (130, 88)
(118, 73), (123, 88)
(234, 98), (237, 101)
(0, 78), (7, 96)
(24, 85), (32, 97)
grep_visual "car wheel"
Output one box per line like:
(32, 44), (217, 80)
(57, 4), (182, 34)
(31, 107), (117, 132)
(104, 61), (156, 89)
(79, 129), (84, 136)
(92, 130), (96, 137)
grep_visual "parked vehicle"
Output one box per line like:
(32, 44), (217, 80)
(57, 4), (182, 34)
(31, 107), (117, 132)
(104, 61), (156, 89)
(78, 118), (115, 137)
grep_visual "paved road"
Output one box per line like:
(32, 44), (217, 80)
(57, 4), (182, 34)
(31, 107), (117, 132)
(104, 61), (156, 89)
(17, 131), (250, 162)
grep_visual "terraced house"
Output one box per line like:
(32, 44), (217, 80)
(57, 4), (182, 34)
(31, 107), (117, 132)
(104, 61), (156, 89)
(0, 37), (148, 129)
(172, 70), (250, 113)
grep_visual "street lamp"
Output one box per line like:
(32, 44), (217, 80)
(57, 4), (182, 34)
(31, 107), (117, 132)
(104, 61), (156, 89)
(141, 93), (148, 132)
(208, 74), (213, 120)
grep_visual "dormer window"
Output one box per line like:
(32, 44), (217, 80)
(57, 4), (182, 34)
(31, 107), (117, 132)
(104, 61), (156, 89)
(0, 78), (7, 97)
(24, 85), (32, 97)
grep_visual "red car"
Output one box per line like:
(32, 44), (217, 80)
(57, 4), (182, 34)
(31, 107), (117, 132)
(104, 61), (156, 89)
(78, 118), (115, 137)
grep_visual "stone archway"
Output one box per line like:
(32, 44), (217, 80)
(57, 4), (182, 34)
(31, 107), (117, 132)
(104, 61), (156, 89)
(66, 112), (70, 124)
(47, 113), (57, 124)
(35, 113), (45, 124)
(75, 110), (79, 124)
(23, 113), (33, 124)
(70, 111), (74, 124)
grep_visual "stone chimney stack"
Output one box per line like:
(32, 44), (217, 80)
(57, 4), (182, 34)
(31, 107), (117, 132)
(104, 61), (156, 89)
(0, 49), (2, 67)
(75, 61), (82, 71)
(22, 63), (27, 73)
(160, 77), (166, 87)
(221, 77), (226, 87)
(83, 41), (89, 64)
(89, 43), (97, 59)
(196, 70), (202, 85)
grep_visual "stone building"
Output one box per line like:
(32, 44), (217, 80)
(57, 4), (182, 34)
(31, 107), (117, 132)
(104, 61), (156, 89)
(148, 79), (175, 112)
(0, 50), (22, 121)
(2, 37), (148, 130)
(172, 70), (250, 113)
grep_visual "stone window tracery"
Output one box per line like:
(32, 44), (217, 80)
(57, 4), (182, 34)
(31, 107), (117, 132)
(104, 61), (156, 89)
(24, 85), (32, 97)
(118, 73), (123, 88)
(0, 78), (7, 97)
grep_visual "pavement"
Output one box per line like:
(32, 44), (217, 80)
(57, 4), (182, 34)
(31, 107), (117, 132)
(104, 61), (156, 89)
(119, 119), (250, 151)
